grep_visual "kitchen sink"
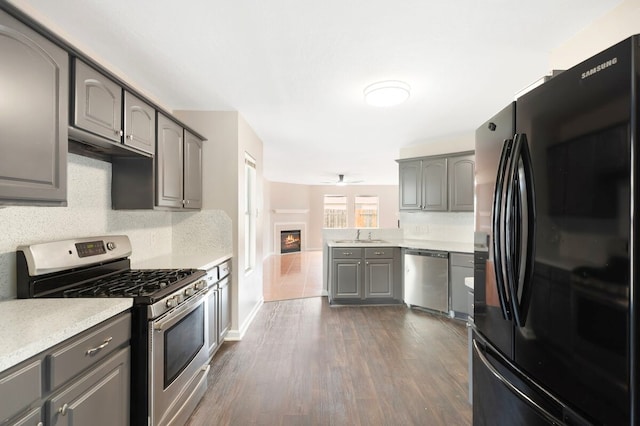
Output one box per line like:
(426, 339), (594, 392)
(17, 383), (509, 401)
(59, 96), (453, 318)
(333, 239), (388, 244)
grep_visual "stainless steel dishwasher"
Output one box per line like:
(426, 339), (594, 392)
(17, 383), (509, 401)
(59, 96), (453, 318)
(404, 249), (449, 313)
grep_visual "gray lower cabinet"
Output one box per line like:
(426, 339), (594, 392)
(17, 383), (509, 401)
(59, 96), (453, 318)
(205, 259), (231, 359)
(0, 9), (68, 206)
(0, 312), (130, 426)
(47, 347), (129, 426)
(157, 114), (204, 210)
(206, 283), (219, 357)
(218, 275), (231, 342)
(0, 360), (41, 424)
(364, 248), (395, 299)
(333, 258), (362, 298)
(13, 407), (41, 426)
(330, 247), (401, 304)
(449, 252), (474, 318)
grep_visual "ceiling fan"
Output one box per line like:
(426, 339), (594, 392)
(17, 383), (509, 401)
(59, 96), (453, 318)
(322, 174), (364, 186)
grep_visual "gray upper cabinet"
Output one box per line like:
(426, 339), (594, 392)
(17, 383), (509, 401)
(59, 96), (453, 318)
(422, 158), (447, 211)
(0, 10), (68, 206)
(156, 113), (184, 208)
(183, 130), (203, 209)
(448, 154), (475, 212)
(124, 91), (155, 155)
(399, 160), (422, 210)
(156, 114), (203, 210)
(397, 151), (475, 212)
(74, 60), (123, 143)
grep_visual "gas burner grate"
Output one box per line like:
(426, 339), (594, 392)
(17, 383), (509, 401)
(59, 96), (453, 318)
(62, 269), (201, 298)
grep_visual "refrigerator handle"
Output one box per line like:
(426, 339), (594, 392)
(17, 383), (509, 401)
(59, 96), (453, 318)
(491, 138), (513, 320)
(504, 134), (522, 325)
(505, 134), (536, 327)
(513, 134), (536, 327)
(472, 339), (562, 425)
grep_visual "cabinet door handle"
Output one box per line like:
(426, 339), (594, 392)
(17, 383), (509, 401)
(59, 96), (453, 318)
(343, 252), (352, 256)
(468, 260), (474, 264)
(86, 336), (113, 356)
(374, 251), (384, 255)
(115, 129), (123, 137)
(58, 403), (69, 416)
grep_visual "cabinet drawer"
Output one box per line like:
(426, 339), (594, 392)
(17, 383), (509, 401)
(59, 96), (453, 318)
(450, 252), (474, 267)
(0, 360), (41, 422)
(364, 248), (394, 259)
(47, 347), (129, 426)
(47, 314), (130, 390)
(332, 248), (363, 259)
(13, 406), (41, 426)
(218, 260), (231, 279)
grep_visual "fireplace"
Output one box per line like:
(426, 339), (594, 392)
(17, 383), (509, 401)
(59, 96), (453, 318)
(280, 230), (301, 254)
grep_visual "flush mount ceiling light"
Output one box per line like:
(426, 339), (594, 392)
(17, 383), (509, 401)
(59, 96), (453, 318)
(364, 80), (410, 107)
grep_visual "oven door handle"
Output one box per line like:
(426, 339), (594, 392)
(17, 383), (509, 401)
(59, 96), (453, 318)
(153, 291), (206, 331)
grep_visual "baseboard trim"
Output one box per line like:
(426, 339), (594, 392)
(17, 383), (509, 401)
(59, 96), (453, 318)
(224, 298), (264, 341)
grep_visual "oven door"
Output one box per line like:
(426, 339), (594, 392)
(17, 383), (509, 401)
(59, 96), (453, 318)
(150, 291), (209, 426)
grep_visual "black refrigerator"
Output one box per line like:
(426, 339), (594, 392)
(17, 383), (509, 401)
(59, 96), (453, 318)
(473, 36), (637, 425)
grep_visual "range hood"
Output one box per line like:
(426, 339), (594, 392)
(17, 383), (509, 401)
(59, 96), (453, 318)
(68, 126), (152, 162)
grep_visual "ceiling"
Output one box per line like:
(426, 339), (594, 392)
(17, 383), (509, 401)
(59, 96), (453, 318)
(10, 0), (622, 185)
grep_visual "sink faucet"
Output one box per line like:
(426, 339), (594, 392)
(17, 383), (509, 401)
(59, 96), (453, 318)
(356, 229), (361, 241)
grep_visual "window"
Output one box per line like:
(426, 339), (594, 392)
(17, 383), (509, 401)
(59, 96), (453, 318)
(355, 196), (379, 228)
(323, 195), (347, 228)
(244, 154), (256, 272)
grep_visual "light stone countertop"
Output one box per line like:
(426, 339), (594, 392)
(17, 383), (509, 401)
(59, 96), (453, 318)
(0, 298), (132, 373)
(132, 250), (232, 271)
(327, 238), (474, 254)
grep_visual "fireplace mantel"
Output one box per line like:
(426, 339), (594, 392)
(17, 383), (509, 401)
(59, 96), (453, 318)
(272, 209), (309, 214)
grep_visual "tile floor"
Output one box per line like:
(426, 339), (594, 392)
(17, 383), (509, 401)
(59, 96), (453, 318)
(262, 250), (324, 301)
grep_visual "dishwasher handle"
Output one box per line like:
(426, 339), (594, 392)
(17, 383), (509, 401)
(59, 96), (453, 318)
(404, 250), (449, 259)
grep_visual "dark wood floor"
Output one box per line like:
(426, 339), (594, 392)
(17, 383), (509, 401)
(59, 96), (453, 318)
(187, 297), (472, 426)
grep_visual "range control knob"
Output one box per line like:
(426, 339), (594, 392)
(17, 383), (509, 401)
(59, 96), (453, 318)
(106, 241), (116, 251)
(194, 280), (206, 291)
(165, 297), (177, 308)
(184, 287), (195, 297)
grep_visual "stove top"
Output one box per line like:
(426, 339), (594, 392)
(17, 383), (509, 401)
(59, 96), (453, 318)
(16, 235), (207, 305)
(62, 269), (203, 298)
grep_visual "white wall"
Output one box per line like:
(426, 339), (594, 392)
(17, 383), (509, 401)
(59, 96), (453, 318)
(549, 0), (640, 71)
(236, 114), (265, 338)
(0, 154), (173, 300)
(399, 131), (474, 159)
(174, 110), (264, 340)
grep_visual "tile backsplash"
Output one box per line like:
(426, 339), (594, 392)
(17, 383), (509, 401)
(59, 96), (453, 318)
(0, 153), (231, 300)
(399, 211), (474, 242)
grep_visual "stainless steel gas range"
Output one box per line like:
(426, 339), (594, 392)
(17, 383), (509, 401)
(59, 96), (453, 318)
(17, 235), (210, 426)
